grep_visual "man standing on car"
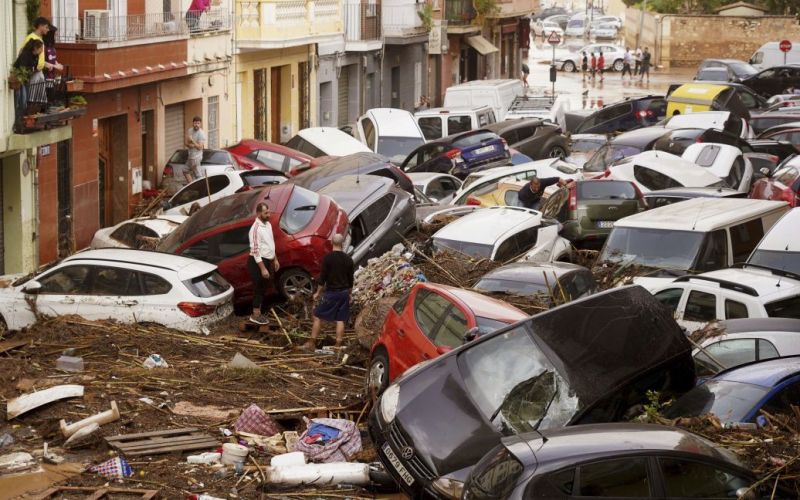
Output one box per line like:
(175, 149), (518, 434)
(248, 203), (279, 325)
(304, 234), (354, 350)
(185, 116), (206, 183)
(518, 176), (574, 211)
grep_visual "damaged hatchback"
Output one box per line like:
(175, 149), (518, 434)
(368, 286), (696, 500)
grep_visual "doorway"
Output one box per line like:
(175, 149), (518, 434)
(460, 47), (479, 82)
(391, 66), (400, 108)
(254, 69), (268, 141)
(270, 67), (281, 143)
(97, 115), (129, 228)
(141, 110), (155, 188)
(56, 140), (73, 259)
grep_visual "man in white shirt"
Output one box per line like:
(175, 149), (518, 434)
(633, 47), (643, 76)
(248, 203), (280, 324)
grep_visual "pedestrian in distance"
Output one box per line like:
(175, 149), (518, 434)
(622, 48), (632, 79)
(185, 116), (206, 183)
(582, 52), (589, 82)
(521, 62), (530, 88)
(518, 176), (575, 211)
(247, 203), (279, 325)
(590, 52), (597, 81)
(640, 47), (651, 82)
(634, 46), (643, 75)
(598, 51), (605, 82)
(305, 234), (354, 350)
(186, 0), (210, 32)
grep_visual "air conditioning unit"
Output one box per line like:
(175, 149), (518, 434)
(84, 10), (111, 41)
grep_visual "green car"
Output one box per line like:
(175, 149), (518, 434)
(541, 180), (648, 248)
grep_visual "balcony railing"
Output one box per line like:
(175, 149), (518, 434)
(51, 11), (232, 43)
(237, 0), (343, 45)
(382, 3), (426, 37)
(445, 0), (475, 26)
(11, 74), (86, 134)
(344, 2), (381, 42)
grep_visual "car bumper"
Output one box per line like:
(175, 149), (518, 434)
(179, 300), (234, 333)
(451, 156), (511, 178)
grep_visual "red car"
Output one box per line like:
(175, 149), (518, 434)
(157, 184), (348, 305)
(368, 283), (528, 394)
(225, 140), (313, 175)
(751, 160), (800, 207)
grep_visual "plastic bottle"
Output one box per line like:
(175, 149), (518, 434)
(185, 495), (226, 500)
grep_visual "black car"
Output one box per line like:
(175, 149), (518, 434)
(698, 58), (759, 83)
(472, 261), (597, 305)
(750, 112), (800, 134)
(742, 65), (800, 98)
(574, 96), (667, 135)
(484, 119), (570, 160)
(583, 126), (668, 173)
(652, 127), (751, 156)
(695, 67), (733, 82)
(401, 129), (510, 179)
(288, 152), (414, 195)
(644, 186), (747, 209)
(532, 7), (568, 20)
(748, 139), (798, 169)
(369, 286), (695, 499)
(463, 423), (793, 500)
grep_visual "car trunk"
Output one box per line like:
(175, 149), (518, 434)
(581, 199), (641, 229)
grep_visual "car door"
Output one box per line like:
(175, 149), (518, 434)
(135, 272), (179, 326)
(78, 265), (143, 322)
(424, 302), (472, 358)
(653, 287), (686, 320)
(395, 288), (453, 374)
(657, 457), (769, 499)
(680, 288), (720, 333)
(27, 264), (93, 319)
(356, 194), (396, 264)
(570, 457), (654, 498)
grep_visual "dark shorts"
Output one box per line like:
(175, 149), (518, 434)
(314, 290), (351, 322)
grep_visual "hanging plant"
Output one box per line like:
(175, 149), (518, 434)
(9, 66), (32, 87)
(26, 0), (43, 33)
(474, 0), (500, 29)
(417, 3), (434, 32)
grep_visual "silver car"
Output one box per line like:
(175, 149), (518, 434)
(160, 149), (240, 194)
(556, 43), (626, 72)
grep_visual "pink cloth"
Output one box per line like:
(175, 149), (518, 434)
(188, 0), (210, 12)
(234, 404), (282, 436)
(294, 418), (362, 463)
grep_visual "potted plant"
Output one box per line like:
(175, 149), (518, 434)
(66, 78), (83, 92)
(69, 95), (87, 109)
(7, 67), (31, 90)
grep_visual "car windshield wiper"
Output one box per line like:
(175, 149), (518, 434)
(293, 205), (317, 211)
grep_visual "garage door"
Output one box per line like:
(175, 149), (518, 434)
(338, 69), (349, 128)
(164, 104), (185, 159)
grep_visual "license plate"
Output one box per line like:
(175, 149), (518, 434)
(382, 443), (415, 486)
(597, 221), (614, 228)
(475, 145), (495, 155)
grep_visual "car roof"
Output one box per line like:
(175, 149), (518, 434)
(228, 139), (311, 159)
(610, 126), (668, 146)
(614, 197), (787, 232)
(712, 356), (800, 387)
(719, 317), (800, 334)
(415, 106), (495, 116)
(290, 152), (389, 190)
(618, 150), (727, 187)
(695, 266), (800, 299)
(755, 208), (799, 252)
(420, 282), (528, 321)
(433, 206), (541, 244)
(484, 118), (545, 132)
(478, 261), (586, 284)
(296, 127), (372, 155)
(363, 108), (421, 137)
(665, 111), (731, 128)
(644, 186), (743, 198)
(316, 175), (393, 214)
(63, 248), (217, 278)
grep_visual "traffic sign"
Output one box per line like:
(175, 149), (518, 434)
(547, 31), (561, 46)
(780, 40), (792, 53)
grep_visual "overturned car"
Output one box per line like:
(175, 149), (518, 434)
(368, 286), (696, 499)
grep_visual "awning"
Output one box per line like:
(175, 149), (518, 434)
(464, 35), (498, 55)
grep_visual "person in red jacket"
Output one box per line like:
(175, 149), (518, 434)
(598, 51), (605, 82)
(590, 53), (597, 81)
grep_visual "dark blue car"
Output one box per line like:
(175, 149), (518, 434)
(400, 129), (510, 179)
(664, 356), (800, 425)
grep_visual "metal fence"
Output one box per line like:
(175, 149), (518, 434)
(445, 0), (475, 26)
(344, 2), (381, 42)
(13, 74), (70, 132)
(52, 11), (232, 43)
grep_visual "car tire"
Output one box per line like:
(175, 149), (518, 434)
(563, 61), (576, 72)
(277, 268), (314, 301)
(547, 145), (567, 159)
(367, 351), (390, 399)
(613, 59), (624, 71)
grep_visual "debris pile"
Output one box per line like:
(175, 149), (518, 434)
(351, 244), (423, 308)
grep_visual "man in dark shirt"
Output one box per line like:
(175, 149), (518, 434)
(518, 176), (573, 210)
(305, 233), (355, 349)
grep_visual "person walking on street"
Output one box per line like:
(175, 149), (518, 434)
(622, 48), (632, 79)
(598, 51), (605, 82)
(640, 47), (651, 82)
(590, 53), (597, 81)
(582, 52), (589, 82)
(634, 47), (642, 76)
(518, 176), (575, 211)
(521, 63), (530, 88)
(185, 116), (206, 183)
(186, 0), (210, 31)
(247, 203), (279, 325)
(305, 234), (354, 349)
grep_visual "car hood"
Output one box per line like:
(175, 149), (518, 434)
(393, 285), (692, 479)
(630, 275), (680, 291)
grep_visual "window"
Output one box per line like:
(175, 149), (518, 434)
(723, 157), (745, 190)
(430, 306), (468, 348)
(92, 267), (142, 296)
(542, 189), (568, 219)
(694, 146), (721, 167)
(761, 381), (800, 417)
(183, 271), (231, 298)
(206, 175), (231, 196)
(765, 295), (800, 319)
(654, 288), (683, 316)
(478, 111), (496, 127)
(391, 290), (411, 315)
(515, 125), (536, 142)
(440, 177), (459, 194)
(633, 166), (681, 191)
(172, 179), (208, 207)
(218, 226), (251, 260)
(448, 115), (472, 135)
(418, 117), (443, 141)
(725, 299), (748, 319)
(110, 223), (159, 248)
(729, 219), (764, 264)
(569, 271), (598, 299)
(414, 290), (452, 336)
(699, 339), (757, 370)
(280, 187), (320, 235)
(500, 130), (519, 144)
(578, 458), (650, 497)
(39, 266), (91, 295)
(695, 230), (729, 272)
(364, 194), (395, 231)
(775, 166), (800, 186)
(426, 180), (446, 199)
(251, 150), (291, 171)
(494, 237), (518, 262)
(143, 273), (172, 295)
(684, 290), (717, 322)
(207, 96), (219, 149)
(594, 103), (633, 126)
(504, 189), (520, 207)
(759, 339), (779, 359)
(659, 458), (751, 498)
(181, 238), (212, 261)
(550, 469), (575, 495)
(362, 118), (376, 151)
(514, 227), (539, 254)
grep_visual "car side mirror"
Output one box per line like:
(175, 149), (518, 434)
(436, 345), (454, 355)
(463, 327), (480, 344)
(735, 487), (757, 500)
(345, 245), (355, 255)
(759, 167), (771, 177)
(23, 280), (42, 294)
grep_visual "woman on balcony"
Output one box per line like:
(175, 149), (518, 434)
(186, 0), (211, 32)
(13, 39), (45, 132)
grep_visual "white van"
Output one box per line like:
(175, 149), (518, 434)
(747, 207), (800, 274)
(353, 108), (426, 164)
(505, 95), (571, 128)
(284, 127), (372, 158)
(443, 79), (524, 121)
(750, 42), (800, 71)
(414, 106), (497, 141)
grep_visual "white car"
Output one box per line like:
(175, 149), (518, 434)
(91, 215), (188, 250)
(284, 127), (372, 158)
(661, 111), (755, 140)
(159, 170), (286, 216)
(430, 206), (572, 263)
(748, 207), (800, 274)
(650, 265), (800, 333)
(407, 172), (462, 204)
(591, 23), (617, 40)
(532, 20), (564, 39)
(161, 149), (241, 194)
(556, 43), (626, 72)
(681, 143), (754, 193)
(606, 150), (728, 193)
(565, 18), (586, 37)
(0, 249), (234, 333)
(594, 15), (622, 29)
(690, 318), (800, 378)
(354, 108), (426, 164)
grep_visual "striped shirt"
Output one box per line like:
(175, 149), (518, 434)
(249, 218), (275, 262)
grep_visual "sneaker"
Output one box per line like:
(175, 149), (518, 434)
(249, 314), (270, 325)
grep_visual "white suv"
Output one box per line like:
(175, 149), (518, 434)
(650, 264), (800, 333)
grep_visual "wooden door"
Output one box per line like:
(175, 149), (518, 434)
(98, 119), (113, 229)
(271, 67), (281, 144)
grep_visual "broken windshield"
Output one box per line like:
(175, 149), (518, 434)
(457, 325), (581, 435)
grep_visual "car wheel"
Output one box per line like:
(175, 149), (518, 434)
(367, 351), (390, 399)
(563, 60), (576, 72)
(278, 268), (314, 301)
(613, 59), (624, 71)
(547, 145), (567, 159)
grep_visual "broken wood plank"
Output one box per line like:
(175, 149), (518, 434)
(105, 427), (219, 456)
(7, 385), (84, 420)
(266, 406), (348, 414)
(0, 340), (28, 354)
(34, 486), (160, 499)
(105, 427), (201, 442)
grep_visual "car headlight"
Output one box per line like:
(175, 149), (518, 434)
(431, 478), (465, 499)
(380, 383), (400, 424)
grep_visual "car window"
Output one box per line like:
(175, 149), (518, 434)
(504, 189), (520, 206)
(38, 266), (91, 295)
(759, 339), (779, 359)
(110, 223), (160, 248)
(724, 157), (745, 189)
(514, 227), (539, 254)
(684, 290), (717, 322)
(516, 125), (536, 141)
(494, 236), (518, 262)
(218, 226), (250, 260)
(454, 131), (498, 148)
(542, 187), (568, 218)
(280, 187), (320, 235)
(633, 166), (681, 191)
(500, 130), (519, 144)
(252, 150), (290, 171)
(699, 339), (757, 373)
(729, 219), (764, 264)
(695, 229), (729, 272)
(427, 179), (445, 199)
(414, 289), (452, 337)
(571, 271), (598, 299)
(659, 458), (751, 498)
(142, 273), (172, 295)
(418, 117), (443, 141)
(92, 267), (142, 296)
(765, 295), (800, 319)
(654, 288), (683, 316)
(775, 166), (800, 186)
(578, 181), (637, 200)
(182, 270), (231, 298)
(694, 145), (721, 167)
(364, 194), (395, 231)
(172, 179), (208, 206)
(578, 458), (650, 497)
(430, 306), (468, 348)
(550, 469), (575, 495)
(206, 175), (231, 196)
(241, 171), (286, 187)
(761, 381), (800, 417)
(440, 177), (459, 194)
(363, 117), (376, 151)
(724, 299), (749, 319)
(596, 103), (633, 125)
(391, 290), (411, 315)
(478, 112), (494, 127)
(449, 116), (472, 135)
(181, 237), (212, 261)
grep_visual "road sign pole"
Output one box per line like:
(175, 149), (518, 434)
(552, 44), (556, 97)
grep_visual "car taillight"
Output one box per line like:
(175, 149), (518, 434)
(163, 165), (173, 178)
(696, 137), (704, 143)
(568, 183), (577, 210)
(636, 110), (654, 119)
(444, 148), (462, 159)
(768, 155), (779, 164)
(178, 302), (217, 317)
(603, 169), (611, 178)
(235, 185), (254, 193)
(501, 138), (509, 151)
(780, 188), (798, 207)
(466, 197), (482, 206)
